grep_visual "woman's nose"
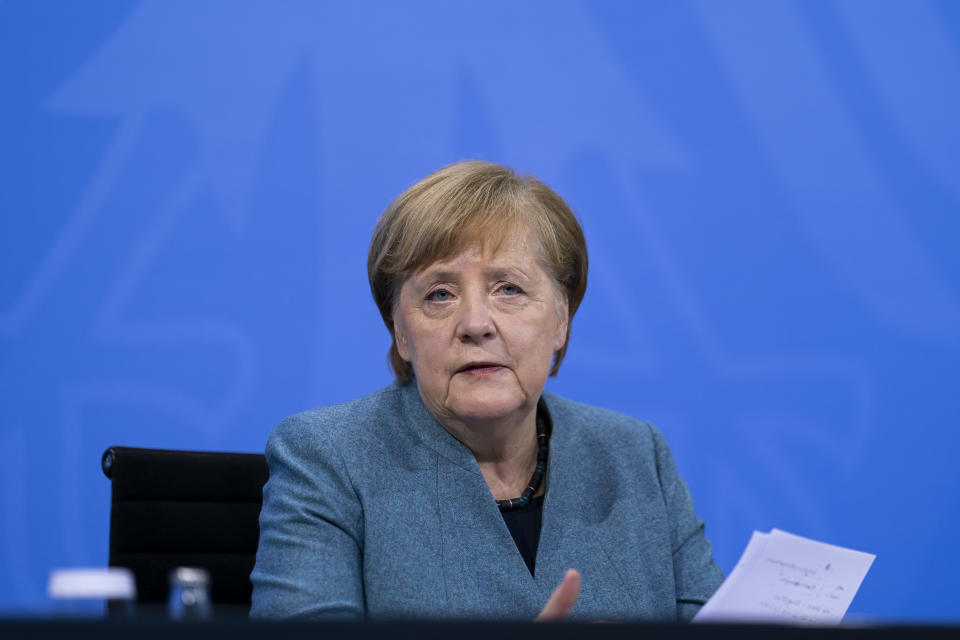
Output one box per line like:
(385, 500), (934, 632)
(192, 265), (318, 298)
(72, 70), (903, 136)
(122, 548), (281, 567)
(457, 292), (495, 342)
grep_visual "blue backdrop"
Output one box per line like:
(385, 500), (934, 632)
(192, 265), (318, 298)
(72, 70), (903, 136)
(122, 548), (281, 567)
(2, 0), (958, 621)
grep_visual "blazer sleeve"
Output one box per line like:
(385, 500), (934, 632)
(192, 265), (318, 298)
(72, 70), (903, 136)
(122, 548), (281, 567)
(249, 414), (365, 619)
(650, 425), (724, 622)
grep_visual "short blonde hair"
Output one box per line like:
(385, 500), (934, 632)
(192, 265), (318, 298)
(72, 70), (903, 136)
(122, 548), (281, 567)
(368, 160), (588, 383)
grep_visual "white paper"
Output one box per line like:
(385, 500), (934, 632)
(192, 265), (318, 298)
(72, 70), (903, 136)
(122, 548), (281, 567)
(693, 529), (875, 625)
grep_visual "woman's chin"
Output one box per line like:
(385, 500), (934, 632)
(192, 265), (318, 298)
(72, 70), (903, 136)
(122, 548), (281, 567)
(444, 388), (531, 425)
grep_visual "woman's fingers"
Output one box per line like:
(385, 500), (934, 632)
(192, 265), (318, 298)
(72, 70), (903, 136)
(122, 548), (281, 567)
(535, 569), (581, 621)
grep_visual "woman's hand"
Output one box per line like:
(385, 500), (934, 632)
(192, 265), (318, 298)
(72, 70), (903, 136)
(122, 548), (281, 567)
(535, 569), (581, 621)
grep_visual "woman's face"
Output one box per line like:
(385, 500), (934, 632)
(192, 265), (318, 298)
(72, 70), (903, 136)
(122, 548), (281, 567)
(393, 232), (568, 430)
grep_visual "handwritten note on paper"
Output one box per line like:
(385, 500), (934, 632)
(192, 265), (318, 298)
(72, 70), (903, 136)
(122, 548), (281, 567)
(693, 529), (875, 625)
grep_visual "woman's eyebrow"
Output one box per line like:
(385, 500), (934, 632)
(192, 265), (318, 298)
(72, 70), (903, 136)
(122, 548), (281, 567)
(417, 269), (459, 283)
(487, 267), (530, 281)
(415, 267), (531, 282)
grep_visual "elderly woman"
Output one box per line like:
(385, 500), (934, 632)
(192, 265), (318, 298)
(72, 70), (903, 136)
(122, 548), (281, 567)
(250, 161), (722, 621)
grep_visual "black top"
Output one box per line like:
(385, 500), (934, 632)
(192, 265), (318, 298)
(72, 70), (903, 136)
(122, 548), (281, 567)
(500, 494), (545, 576)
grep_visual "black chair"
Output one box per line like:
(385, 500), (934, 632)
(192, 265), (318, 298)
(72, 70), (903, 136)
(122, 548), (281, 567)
(101, 446), (269, 616)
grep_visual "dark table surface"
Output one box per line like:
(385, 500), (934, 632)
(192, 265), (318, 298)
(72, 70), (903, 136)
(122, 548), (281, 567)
(2, 619), (958, 640)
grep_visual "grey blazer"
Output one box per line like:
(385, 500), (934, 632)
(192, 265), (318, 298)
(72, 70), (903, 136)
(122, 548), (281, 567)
(250, 381), (722, 621)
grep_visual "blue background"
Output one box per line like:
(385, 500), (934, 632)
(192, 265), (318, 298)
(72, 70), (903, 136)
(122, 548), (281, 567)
(2, 0), (958, 621)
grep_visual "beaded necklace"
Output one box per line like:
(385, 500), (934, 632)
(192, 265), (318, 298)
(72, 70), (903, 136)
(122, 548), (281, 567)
(496, 411), (549, 512)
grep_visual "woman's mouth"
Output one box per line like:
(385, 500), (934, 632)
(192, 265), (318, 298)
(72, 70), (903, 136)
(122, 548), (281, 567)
(457, 363), (505, 377)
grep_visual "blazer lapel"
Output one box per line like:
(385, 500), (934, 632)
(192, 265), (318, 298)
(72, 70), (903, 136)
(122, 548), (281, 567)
(435, 456), (541, 617)
(534, 396), (643, 620)
(399, 382), (541, 618)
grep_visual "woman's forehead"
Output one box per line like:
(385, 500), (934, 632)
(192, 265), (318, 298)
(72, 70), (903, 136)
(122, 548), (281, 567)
(414, 233), (542, 275)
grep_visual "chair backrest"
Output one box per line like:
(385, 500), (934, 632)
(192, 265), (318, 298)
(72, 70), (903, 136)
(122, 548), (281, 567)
(101, 446), (268, 615)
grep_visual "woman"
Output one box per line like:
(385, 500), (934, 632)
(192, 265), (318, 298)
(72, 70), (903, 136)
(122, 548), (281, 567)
(250, 161), (722, 621)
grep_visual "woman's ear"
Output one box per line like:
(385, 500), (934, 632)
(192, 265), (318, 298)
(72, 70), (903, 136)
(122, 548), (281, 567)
(553, 295), (569, 352)
(394, 316), (411, 362)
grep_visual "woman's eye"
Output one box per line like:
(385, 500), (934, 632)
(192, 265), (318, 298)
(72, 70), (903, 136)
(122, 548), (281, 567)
(426, 289), (452, 302)
(499, 284), (522, 296)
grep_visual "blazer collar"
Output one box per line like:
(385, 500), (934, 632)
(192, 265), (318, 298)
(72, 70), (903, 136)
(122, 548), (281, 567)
(396, 379), (554, 474)
(397, 380), (478, 472)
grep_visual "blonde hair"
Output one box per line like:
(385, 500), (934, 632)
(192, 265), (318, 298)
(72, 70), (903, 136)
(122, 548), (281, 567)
(368, 160), (588, 383)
